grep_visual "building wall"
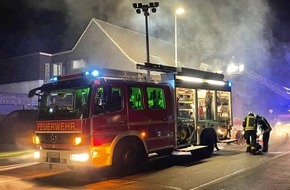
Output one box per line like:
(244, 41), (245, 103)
(52, 22), (139, 76)
(0, 88), (39, 115)
(0, 80), (43, 114)
(0, 53), (51, 85)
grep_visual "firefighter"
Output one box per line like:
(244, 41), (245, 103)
(256, 115), (272, 152)
(226, 120), (232, 138)
(242, 112), (257, 155)
(205, 91), (212, 119)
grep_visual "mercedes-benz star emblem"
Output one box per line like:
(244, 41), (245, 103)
(50, 134), (57, 143)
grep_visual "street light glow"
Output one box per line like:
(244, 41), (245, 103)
(176, 7), (185, 15)
(227, 63), (244, 74)
(227, 63), (238, 74)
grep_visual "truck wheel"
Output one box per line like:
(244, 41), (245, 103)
(199, 128), (215, 158)
(113, 140), (146, 175)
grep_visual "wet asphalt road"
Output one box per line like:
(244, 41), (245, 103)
(0, 136), (289, 190)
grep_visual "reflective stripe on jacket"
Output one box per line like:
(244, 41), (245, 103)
(244, 115), (256, 131)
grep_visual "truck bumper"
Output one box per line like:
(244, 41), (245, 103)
(34, 148), (93, 167)
(34, 144), (112, 168)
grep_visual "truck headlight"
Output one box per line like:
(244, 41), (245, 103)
(34, 151), (40, 159)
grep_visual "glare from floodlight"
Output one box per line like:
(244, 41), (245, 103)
(176, 7), (185, 15)
(239, 64), (244, 72)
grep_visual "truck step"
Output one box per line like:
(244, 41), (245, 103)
(219, 139), (238, 144)
(177, 145), (208, 152)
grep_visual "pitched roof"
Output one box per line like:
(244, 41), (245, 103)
(70, 18), (191, 68)
(92, 18), (176, 66)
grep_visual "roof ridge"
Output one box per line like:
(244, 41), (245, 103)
(92, 18), (136, 64)
(71, 19), (95, 52)
(93, 18), (173, 47)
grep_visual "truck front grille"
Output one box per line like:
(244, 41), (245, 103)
(37, 133), (76, 144)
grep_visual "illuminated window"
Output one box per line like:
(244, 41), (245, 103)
(72, 59), (85, 69)
(44, 63), (50, 83)
(52, 62), (62, 76)
(146, 87), (166, 110)
(129, 87), (144, 110)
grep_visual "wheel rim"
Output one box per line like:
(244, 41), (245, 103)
(122, 148), (138, 167)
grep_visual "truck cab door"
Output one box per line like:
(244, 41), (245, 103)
(92, 85), (127, 145)
(127, 86), (148, 141)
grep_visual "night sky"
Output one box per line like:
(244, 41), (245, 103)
(270, 0), (290, 41)
(0, 0), (288, 57)
(0, 0), (289, 86)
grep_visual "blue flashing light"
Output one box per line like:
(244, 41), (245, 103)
(91, 70), (99, 77)
(84, 69), (100, 77)
(49, 76), (58, 82)
(228, 81), (232, 87)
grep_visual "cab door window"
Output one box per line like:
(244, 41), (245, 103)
(94, 85), (123, 114)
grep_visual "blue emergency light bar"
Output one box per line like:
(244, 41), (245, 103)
(49, 76), (59, 82)
(49, 69), (101, 83)
(85, 69), (100, 77)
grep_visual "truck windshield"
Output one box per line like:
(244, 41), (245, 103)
(37, 87), (90, 120)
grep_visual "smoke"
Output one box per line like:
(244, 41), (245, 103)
(53, 1), (273, 70)
(19, 0), (288, 117)
(23, 0), (273, 71)
(180, 1), (271, 70)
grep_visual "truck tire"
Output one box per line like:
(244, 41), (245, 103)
(112, 138), (147, 175)
(199, 128), (215, 157)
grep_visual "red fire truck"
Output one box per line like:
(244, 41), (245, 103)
(29, 63), (232, 171)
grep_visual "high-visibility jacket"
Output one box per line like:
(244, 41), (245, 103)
(243, 115), (257, 131)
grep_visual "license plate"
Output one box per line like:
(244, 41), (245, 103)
(47, 152), (60, 158)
